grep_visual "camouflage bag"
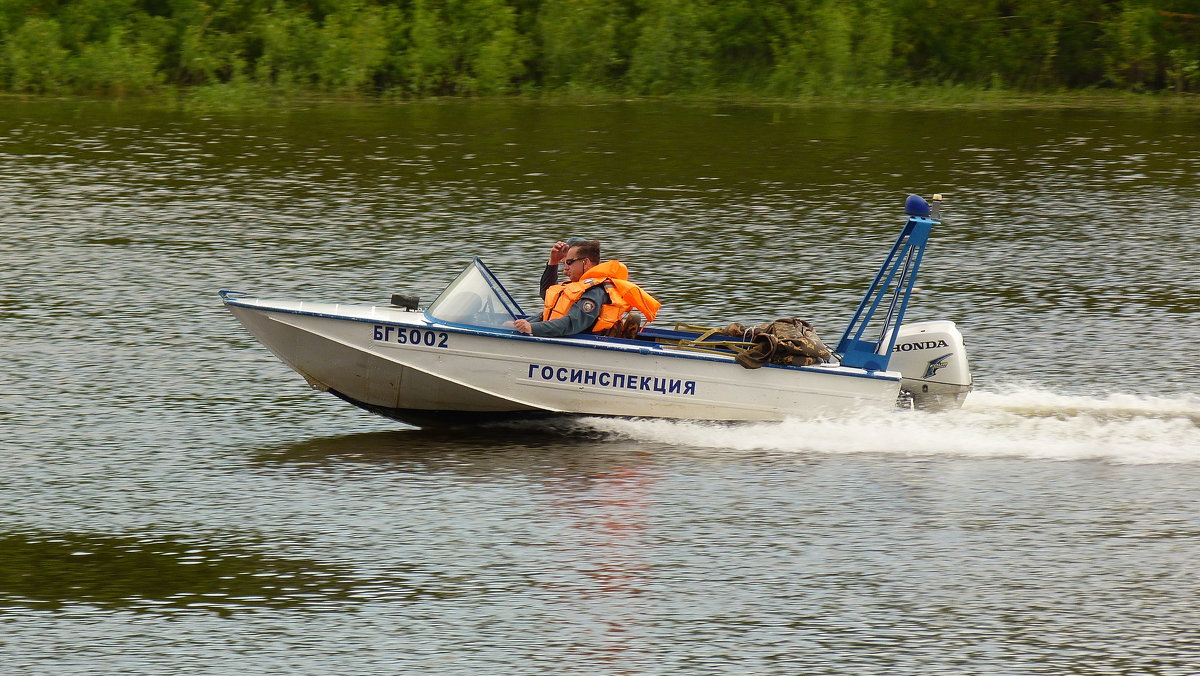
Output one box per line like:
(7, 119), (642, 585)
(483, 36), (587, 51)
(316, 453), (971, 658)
(721, 318), (833, 369)
(606, 311), (644, 339)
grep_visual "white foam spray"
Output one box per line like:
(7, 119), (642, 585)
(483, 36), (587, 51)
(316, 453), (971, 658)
(576, 385), (1200, 465)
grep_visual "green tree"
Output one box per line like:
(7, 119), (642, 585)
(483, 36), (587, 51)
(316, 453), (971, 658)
(536, 0), (627, 91)
(71, 26), (164, 94)
(890, 0), (1003, 86)
(2, 17), (71, 93)
(404, 0), (456, 94)
(313, 3), (393, 92)
(769, 0), (892, 95)
(1166, 47), (1200, 92)
(705, 0), (782, 90)
(627, 0), (713, 94)
(177, 21), (246, 84)
(162, 0), (259, 85)
(402, 0), (529, 95)
(57, 0), (140, 47)
(254, 2), (322, 87)
(1103, 3), (1160, 90)
(0, 0), (43, 36)
(1030, 0), (1110, 88)
(854, 0), (894, 85)
(466, 0), (528, 94)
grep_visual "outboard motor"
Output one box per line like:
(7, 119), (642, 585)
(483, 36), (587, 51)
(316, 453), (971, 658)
(888, 320), (972, 410)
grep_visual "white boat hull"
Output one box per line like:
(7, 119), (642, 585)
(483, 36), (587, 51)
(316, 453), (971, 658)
(225, 296), (903, 424)
(222, 198), (972, 424)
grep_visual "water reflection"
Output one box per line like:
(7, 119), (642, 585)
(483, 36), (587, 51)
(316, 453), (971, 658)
(0, 530), (372, 615)
(254, 425), (659, 664)
(250, 422), (654, 478)
(538, 462), (654, 665)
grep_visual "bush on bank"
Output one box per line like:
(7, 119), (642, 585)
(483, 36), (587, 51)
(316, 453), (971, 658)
(1, 0), (1198, 99)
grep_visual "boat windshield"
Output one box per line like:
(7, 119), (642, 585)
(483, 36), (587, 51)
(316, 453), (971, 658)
(425, 258), (526, 329)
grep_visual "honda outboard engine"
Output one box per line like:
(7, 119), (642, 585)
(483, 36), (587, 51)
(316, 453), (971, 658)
(889, 320), (972, 410)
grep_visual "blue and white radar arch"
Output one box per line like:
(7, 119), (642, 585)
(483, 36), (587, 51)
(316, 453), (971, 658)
(836, 194), (940, 372)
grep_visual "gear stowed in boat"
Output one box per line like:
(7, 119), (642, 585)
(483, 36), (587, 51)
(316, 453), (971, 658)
(220, 195), (972, 425)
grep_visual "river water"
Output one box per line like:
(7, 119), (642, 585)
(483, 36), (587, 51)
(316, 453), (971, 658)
(1, 99), (1198, 674)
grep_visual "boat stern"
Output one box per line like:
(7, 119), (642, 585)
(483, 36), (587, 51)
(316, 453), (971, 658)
(889, 320), (973, 410)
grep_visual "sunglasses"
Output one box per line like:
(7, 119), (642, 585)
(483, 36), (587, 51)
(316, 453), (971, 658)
(562, 257), (586, 266)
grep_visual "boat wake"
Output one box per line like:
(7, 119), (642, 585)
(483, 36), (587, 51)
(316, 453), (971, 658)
(576, 385), (1200, 465)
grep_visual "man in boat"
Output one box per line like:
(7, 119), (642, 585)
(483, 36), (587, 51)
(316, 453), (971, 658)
(538, 237), (585, 299)
(510, 240), (661, 338)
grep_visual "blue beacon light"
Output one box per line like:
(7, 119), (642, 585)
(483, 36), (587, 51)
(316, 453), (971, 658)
(904, 194), (930, 217)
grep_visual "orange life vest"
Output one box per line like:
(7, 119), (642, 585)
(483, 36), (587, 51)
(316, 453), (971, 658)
(542, 259), (661, 333)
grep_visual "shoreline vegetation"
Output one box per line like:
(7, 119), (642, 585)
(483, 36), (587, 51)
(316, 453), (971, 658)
(3, 87), (1199, 114)
(2, 0), (1199, 110)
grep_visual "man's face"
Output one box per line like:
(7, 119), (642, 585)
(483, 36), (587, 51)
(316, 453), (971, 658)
(561, 247), (590, 282)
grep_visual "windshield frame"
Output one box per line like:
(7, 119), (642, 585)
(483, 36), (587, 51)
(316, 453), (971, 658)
(423, 258), (527, 329)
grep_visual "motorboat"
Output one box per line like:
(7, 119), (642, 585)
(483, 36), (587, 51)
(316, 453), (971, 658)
(221, 195), (972, 425)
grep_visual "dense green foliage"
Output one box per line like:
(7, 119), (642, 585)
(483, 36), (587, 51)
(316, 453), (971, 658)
(1, 0), (1198, 98)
